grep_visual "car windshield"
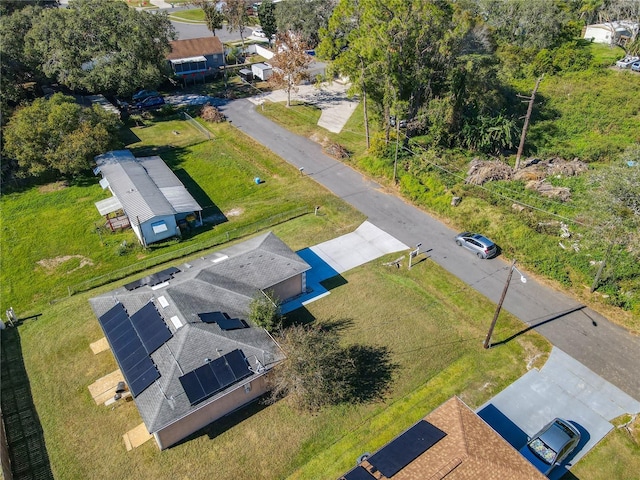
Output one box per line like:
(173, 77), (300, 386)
(528, 438), (557, 464)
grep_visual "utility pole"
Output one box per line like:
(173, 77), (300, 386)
(484, 259), (517, 349)
(514, 75), (544, 170)
(591, 241), (615, 293)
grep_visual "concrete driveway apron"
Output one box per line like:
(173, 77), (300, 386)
(477, 347), (640, 479)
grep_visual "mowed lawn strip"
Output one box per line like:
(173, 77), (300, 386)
(21, 250), (549, 479)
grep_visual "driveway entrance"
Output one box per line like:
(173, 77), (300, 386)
(477, 348), (640, 479)
(281, 221), (407, 313)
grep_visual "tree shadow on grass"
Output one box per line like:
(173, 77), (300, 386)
(344, 343), (398, 404)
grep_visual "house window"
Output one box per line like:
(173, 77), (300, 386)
(152, 221), (168, 234)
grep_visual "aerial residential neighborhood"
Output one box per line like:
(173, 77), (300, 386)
(1, 1), (639, 479)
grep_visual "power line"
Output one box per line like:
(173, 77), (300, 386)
(258, 92), (587, 226)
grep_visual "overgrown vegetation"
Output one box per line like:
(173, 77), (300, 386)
(260, 41), (640, 326)
(248, 290), (281, 331)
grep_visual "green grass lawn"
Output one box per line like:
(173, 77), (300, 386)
(4, 54), (640, 480)
(0, 117), (364, 316)
(168, 6), (205, 23)
(20, 249), (550, 480)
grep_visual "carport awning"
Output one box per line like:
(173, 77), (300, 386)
(170, 56), (206, 65)
(95, 196), (124, 216)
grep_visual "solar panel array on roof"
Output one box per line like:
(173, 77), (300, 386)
(124, 266), (180, 291)
(366, 420), (446, 478)
(198, 312), (248, 330)
(342, 466), (377, 480)
(198, 311), (228, 324)
(179, 349), (252, 406)
(216, 317), (248, 330)
(130, 302), (172, 354)
(98, 303), (160, 397)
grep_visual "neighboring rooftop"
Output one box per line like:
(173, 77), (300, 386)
(342, 396), (546, 480)
(167, 36), (224, 60)
(94, 150), (202, 225)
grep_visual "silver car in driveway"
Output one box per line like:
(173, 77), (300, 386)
(519, 418), (581, 476)
(454, 232), (497, 259)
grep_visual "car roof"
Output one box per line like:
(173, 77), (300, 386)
(472, 234), (494, 244)
(538, 419), (578, 452)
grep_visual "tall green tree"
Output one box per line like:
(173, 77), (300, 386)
(473, 0), (574, 50)
(2, 93), (120, 179)
(0, 0), (57, 16)
(0, 5), (42, 114)
(276, 0), (337, 48)
(190, 0), (224, 36)
(223, 0), (249, 51)
(258, 0), (277, 45)
(321, 0), (477, 143)
(24, 0), (175, 96)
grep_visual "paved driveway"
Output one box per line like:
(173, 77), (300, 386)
(281, 221), (407, 314)
(477, 348), (640, 479)
(249, 82), (358, 134)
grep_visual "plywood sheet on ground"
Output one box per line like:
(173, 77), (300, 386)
(123, 423), (152, 451)
(88, 370), (124, 405)
(90, 337), (110, 354)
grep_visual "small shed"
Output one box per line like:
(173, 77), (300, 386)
(251, 62), (272, 81)
(238, 68), (253, 82)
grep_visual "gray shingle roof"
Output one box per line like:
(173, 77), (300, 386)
(89, 232), (309, 434)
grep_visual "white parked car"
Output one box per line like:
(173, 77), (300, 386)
(615, 55), (639, 68)
(252, 28), (266, 38)
(631, 61), (640, 72)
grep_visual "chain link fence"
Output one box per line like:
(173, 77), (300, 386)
(66, 207), (310, 297)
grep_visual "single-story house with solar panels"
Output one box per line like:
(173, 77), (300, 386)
(166, 36), (225, 82)
(94, 150), (202, 246)
(89, 231), (310, 450)
(340, 396), (546, 480)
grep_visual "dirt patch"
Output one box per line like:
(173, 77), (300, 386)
(38, 181), (68, 193)
(36, 255), (94, 274)
(226, 207), (244, 217)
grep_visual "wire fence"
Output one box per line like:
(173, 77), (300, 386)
(66, 207), (311, 297)
(183, 111), (211, 140)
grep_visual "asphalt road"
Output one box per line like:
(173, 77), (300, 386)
(219, 98), (640, 401)
(171, 18), (255, 42)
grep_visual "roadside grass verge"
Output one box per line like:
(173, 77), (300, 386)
(167, 7), (205, 23)
(261, 98), (368, 157)
(0, 118), (364, 315)
(20, 250), (549, 479)
(256, 61), (640, 328)
(570, 414), (640, 480)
